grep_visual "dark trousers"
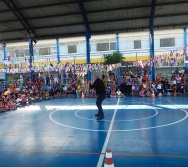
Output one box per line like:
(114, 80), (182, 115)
(126, 85), (132, 95)
(96, 94), (106, 117)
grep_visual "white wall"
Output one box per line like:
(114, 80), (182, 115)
(1, 28), (187, 62)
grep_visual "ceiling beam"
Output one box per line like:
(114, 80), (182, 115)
(1, 0), (188, 24)
(0, 22), (188, 43)
(0, 0), (99, 14)
(1, 0), (187, 14)
(0, 1), (78, 14)
(0, 22), (84, 33)
(77, 0), (90, 35)
(1, 22), (188, 43)
(1, 11), (188, 25)
(150, 0), (157, 32)
(2, 12), (188, 34)
(0, 12), (81, 24)
(2, 0), (36, 42)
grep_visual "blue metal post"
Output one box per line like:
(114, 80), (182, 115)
(116, 33), (119, 53)
(29, 38), (34, 81)
(116, 33), (121, 85)
(77, 0), (91, 80)
(184, 27), (188, 69)
(136, 52), (138, 74)
(86, 29), (91, 80)
(149, 0), (156, 81)
(3, 43), (8, 87)
(56, 38), (60, 64)
(149, 34), (155, 81)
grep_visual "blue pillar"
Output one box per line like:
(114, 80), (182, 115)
(184, 28), (188, 69)
(86, 29), (91, 80)
(149, 0), (156, 82)
(56, 38), (60, 64)
(116, 33), (121, 85)
(116, 33), (119, 52)
(29, 38), (34, 81)
(149, 33), (155, 81)
(3, 43), (8, 87)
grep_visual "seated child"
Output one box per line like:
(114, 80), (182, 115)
(25, 94), (32, 105)
(30, 94), (36, 103)
(84, 81), (89, 97)
(170, 83), (177, 96)
(76, 82), (82, 98)
(44, 90), (50, 100)
(0, 100), (5, 111)
(63, 85), (67, 95)
(105, 86), (111, 98)
(116, 89), (123, 97)
(22, 94), (29, 106)
(134, 79), (140, 96)
(145, 90), (151, 97)
(7, 98), (16, 110)
(181, 83), (185, 95)
(156, 82), (163, 97)
(35, 93), (42, 102)
(139, 88), (145, 97)
(16, 94), (24, 106)
(110, 89), (116, 98)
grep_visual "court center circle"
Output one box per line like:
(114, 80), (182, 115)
(49, 107), (188, 132)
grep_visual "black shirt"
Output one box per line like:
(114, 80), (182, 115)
(90, 78), (106, 95)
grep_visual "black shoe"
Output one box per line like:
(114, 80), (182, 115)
(95, 114), (99, 117)
(97, 116), (104, 120)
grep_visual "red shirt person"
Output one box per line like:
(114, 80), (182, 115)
(142, 74), (149, 82)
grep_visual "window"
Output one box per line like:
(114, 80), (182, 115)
(39, 47), (49, 55)
(24, 49), (30, 56)
(24, 49), (39, 56)
(15, 50), (24, 57)
(6, 50), (14, 57)
(160, 38), (175, 47)
(50, 47), (57, 55)
(134, 40), (141, 49)
(0, 49), (3, 60)
(97, 43), (109, 51)
(68, 45), (77, 53)
(110, 42), (116, 50)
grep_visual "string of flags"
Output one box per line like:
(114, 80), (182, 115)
(0, 61), (121, 74)
(1, 45), (187, 74)
(133, 48), (187, 68)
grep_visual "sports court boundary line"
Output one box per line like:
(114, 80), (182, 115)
(165, 98), (188, 113)
(97, 98), (120, 167)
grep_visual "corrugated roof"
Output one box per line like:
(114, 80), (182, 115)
(0, 0), (188, 43)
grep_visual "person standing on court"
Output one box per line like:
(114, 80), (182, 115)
(89, 75), (106, 120)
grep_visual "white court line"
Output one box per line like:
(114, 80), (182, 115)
(46, 104), (188, 110)
(97, 98), (120, 167)
(46, 105), (161, 110)
(75, 109), (158, 122)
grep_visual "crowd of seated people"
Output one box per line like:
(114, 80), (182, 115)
(0, 72), (98, 112)
(119, 72), (188, 97)
(101, 70), (188, 98)
(0, 69), (188, 112)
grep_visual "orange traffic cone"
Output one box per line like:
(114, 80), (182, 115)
(81, 92), (85, 99)
(104, 149), (114, 167)
(151, 91), (155, 98)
